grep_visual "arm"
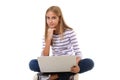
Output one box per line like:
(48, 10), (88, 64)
(76, 56), (81, 64)
(42, 38), (51, 56)
(42, 28), (55, 56)
(69, 30), (82, 59)
(69, 30), (81, 73)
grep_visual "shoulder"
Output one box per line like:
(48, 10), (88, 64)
(65, 28), (76, 34)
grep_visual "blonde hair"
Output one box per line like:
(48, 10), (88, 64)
(44, 6), (72, 41)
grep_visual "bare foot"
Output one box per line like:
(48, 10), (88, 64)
(49, 74), (59, 80)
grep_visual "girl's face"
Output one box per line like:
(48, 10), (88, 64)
(46, 11), (59, 28)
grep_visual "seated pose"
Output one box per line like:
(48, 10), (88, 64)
(29, 6), (94, 80)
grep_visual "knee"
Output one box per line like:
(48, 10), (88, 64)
(29, 59), (38, 71)
(83, 58), (94, 70)
(79, 58), (94, 71)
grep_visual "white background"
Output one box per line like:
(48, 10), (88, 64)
(0, 0), (120, 80)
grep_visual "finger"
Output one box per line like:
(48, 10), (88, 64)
(49, 28), (56, 30)
(48, 28), (55, 32)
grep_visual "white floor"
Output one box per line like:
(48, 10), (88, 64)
(0, 0), (120, 80)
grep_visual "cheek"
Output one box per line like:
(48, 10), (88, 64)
(55, 19), (59, 24)
(46, 20), (49, 24)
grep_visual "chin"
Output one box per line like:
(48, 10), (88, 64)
(49, 26), (55, 28)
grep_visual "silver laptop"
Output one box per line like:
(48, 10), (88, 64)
(37, 56), (76, 73)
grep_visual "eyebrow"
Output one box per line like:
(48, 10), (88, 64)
(46, 16), (57, 18)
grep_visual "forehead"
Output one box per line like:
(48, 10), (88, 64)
(46, 11), (57, 16)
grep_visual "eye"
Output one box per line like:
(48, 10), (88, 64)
(46, 16), (50, 19)
(52, 16), (56, 19)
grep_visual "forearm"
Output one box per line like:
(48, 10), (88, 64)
(71, 56), (81, 73)
(76, 56), (81, 64)
(42, 38), (51, 56)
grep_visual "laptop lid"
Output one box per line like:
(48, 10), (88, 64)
(37, 56), (76, 73)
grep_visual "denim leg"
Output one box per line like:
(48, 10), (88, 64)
(79, 58), (94, 73)
(29, 59), (40, 72)
(58, 72), (75, 80)
(29, 58), (94, 79)
(57, 58), (94, 79)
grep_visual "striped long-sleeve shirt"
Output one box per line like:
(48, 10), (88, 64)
(42, 29), (82, 58)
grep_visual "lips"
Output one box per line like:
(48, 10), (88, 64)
(49, 24), (55, 27)
(50, 24), (54, 26)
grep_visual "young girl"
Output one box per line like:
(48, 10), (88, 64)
(29, 6), (94, 80)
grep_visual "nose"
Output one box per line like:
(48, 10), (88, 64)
(49, 19), (53, 23)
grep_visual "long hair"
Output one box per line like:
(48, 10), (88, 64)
(44, 6), (72, 41)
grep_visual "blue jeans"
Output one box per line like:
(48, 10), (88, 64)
(29, 58), (94, 80)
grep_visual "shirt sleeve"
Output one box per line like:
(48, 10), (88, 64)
(69, 30), (82, 58)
